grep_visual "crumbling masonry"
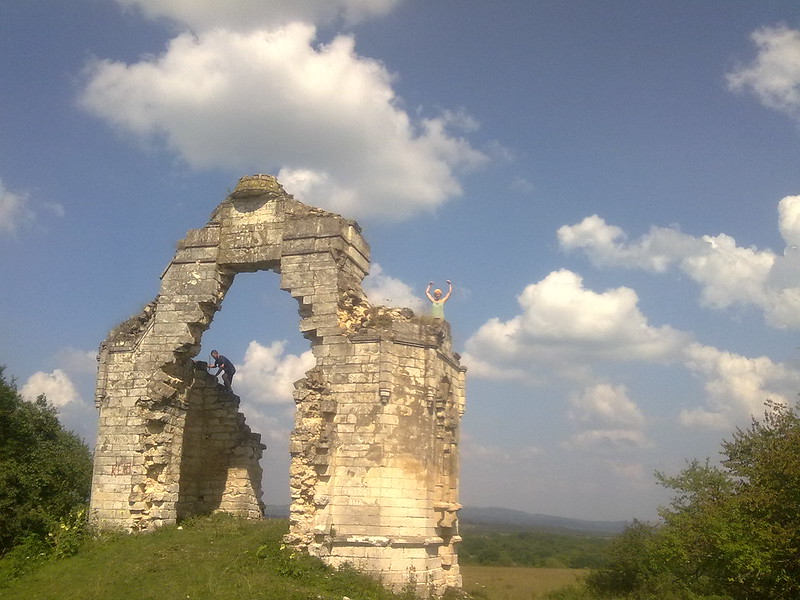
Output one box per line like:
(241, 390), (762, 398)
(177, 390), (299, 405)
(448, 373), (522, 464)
(90, 175), (466, 596)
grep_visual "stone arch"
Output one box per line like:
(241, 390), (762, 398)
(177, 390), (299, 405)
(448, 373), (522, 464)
(90, 175), (466, 596)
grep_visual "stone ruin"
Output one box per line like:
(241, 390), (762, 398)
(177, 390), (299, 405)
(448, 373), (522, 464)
(89, 175), (466, 596)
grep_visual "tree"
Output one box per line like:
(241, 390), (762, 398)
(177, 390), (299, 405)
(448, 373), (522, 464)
(587, 401), (800, 600)
(585, 520), (664, 596)
(715, 400), (800, 598)
(0, 367), (93, 554)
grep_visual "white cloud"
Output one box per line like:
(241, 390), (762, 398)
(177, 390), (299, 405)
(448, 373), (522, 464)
(20, 369), (79, 407)
(779, 195), (800, 246)
(116, 0), (401, 31)
(0, 179), (34, 236)
(242, 410), (291, 449)
(565, 384), (650, 457)
(558, 197), (800, 328)
(17, 349), (99, 442)
(362, 263), (425, 312)
(80, 23), (486, 221)
(563, 428), (652, 452)
(55, 348), (98, 374)
(509, 176), (535, 194)
(460, 433), (543, 464)
(458, 352), (530, 382)
(682, 233), (773, 309)
(462, 266), (800, 436)
(461, 440), (512, 463)
(235, 339), (315, 405)
(679, 342), (800, 430)
(512, 272), (672, 355)
(568, 383), (645, 428)
(600, 459), (647, 482)
(558, 215), (702, 272)
(727, 25), (800, 121)
(465, 270), (689, 379)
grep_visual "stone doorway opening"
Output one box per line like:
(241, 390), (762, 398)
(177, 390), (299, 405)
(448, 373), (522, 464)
(197, 270), (313, 514)
(89, 175), (466, 596)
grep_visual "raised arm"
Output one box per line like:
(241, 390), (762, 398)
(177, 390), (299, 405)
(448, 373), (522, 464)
(425, 281), (435, 302)
(441, 280), (453, 302)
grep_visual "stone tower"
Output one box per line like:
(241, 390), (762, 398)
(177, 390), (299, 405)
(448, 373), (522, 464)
(90, 175), (466, 596)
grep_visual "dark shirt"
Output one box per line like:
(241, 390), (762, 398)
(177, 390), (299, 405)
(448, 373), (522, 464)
(211, 354), (236, 375)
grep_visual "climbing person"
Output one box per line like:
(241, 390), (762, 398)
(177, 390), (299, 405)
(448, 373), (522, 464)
(208, 350), (236, 390)
(426, 280), (452, 319)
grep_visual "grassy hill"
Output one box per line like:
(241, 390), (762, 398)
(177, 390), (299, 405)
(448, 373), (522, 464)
(0, 513), (603, 600)
(0, 514), (427, 600)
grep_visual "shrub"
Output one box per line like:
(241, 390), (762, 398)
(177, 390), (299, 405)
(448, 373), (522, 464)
(0, 367), (93, 555)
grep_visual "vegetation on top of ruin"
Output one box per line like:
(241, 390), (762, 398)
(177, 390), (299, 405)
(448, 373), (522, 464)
(107, 300), (157, 343)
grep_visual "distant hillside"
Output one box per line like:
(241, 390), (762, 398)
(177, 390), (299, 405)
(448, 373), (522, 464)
(264, 504), (290, 518)
(266, 505), (628, 534)
(457, 507), (628, 534)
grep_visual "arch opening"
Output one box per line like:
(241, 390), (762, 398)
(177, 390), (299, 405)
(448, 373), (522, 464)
(196, 270), (313, 514)
(89, 175), (467, 596)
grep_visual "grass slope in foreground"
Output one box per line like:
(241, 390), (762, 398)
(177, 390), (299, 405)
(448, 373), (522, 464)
(0, 514), (434, 600)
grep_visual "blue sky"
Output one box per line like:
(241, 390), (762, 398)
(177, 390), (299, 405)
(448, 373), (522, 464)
(3, 0), (800, 522)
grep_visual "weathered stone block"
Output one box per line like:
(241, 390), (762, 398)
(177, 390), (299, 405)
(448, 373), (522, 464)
(90, 174), (464, 598)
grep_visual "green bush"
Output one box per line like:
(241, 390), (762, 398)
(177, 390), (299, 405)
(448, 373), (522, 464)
(0, 367), (93, 556)
(586, 401), (800, 600)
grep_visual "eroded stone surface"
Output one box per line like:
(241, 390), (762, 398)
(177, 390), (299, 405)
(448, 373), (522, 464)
(90, 175), (466, 596)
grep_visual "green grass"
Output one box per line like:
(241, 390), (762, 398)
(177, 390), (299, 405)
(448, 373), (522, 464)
(0, 514), (597, 600)
(461, 565), (587, 600)
(0, 514), (422, 600)
(458, 528), (611, 569)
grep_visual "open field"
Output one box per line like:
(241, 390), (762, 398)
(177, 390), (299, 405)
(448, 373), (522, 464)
(461, 565), (587, 599)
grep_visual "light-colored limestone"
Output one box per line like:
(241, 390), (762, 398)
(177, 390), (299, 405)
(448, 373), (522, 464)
(90, 175), (465, 597)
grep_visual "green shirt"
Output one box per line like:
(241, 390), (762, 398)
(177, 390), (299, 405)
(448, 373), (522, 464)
(431, 300), (445, 319)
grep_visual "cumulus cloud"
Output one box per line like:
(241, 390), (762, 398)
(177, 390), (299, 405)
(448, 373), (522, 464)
(235, 339), (315, 405)
(558, 196), (800, 328)
(779, 195), (800, 246)
(569, 383), (645, 428)
(458, 352), (530, 382)
(557, 215), (704, 272)
(80, 21), (486, 220)
(20, 369), (80, 407)
(563, 428), (652, 452)
(116, 0), (401, 31)
(727, 25), (800, 121)
(599, 459), (647, 481)
(679, 342), (800, 430)
(362, 263), (425, 312)
(462, 266), (800, 435)
(509, 176), (535, 195)
(564, 383), (650, 456)
(55, 348), (98, 374)
(18, 349), (99, 442)
(464, 270), (689, 381)
(0, 179), (35, 236)
(460, 432), (543, 464)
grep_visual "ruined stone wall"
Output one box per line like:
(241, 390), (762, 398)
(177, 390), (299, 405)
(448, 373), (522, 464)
(291, 318), (465, 593)
(90, 175), (466, 596)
